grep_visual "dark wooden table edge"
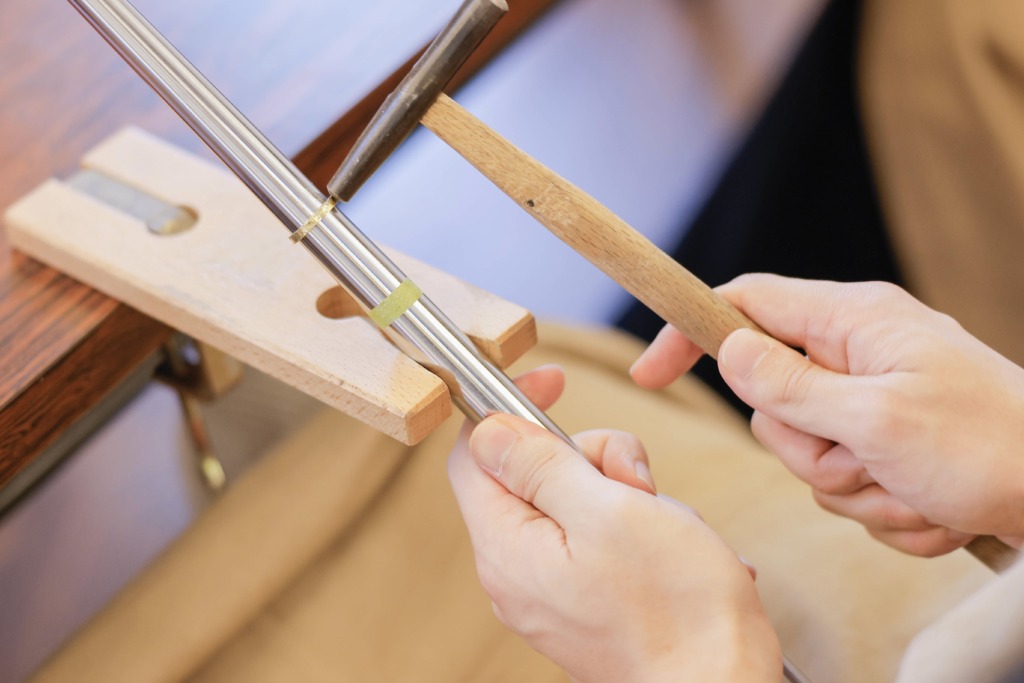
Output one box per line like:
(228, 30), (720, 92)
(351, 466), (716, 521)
(0, 306), (171, 505)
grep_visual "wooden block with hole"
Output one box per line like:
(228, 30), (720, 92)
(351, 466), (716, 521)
(3, 128), (537, 444)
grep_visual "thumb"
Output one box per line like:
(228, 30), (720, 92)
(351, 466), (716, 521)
(718, 328), (860, 444)
(470, 414), (609, 527)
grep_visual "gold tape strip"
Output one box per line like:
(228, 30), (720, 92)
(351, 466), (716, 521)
(290, 196), (338, 243)
(369, 279), (423, 328)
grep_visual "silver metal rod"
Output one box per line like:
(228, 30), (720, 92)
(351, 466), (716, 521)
(784, 658), (812, 683)
(67, 0), (569, 440)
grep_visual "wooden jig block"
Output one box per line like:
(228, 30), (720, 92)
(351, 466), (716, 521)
(3, 128), (536, 444)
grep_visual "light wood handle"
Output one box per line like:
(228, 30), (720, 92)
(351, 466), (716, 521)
(421, 94), (1020, 573)
(965, 536), (1018, 573)
(422, 93), (756, 358)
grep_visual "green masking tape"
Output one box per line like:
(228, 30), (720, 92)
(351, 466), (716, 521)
(369, 279), (422, 328)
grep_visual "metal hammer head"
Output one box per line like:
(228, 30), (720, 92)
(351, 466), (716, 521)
(327, 0), (508, 201)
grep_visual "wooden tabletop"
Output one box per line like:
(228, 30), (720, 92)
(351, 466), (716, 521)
(0, 0), (559, 491)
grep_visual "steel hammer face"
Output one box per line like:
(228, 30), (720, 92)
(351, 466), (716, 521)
(326, 0), (508, 202)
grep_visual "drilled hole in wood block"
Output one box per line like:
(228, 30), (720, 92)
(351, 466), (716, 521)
(316, 286), (364, 320)
(67, 169), (198, 235)
(147, 205), (198, 236)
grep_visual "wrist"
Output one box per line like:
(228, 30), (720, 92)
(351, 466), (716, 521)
(642, 614), (782, 683)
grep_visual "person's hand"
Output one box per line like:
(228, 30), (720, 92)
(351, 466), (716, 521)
(447, 365), (781, 683)
(632, 274), (1024, 556)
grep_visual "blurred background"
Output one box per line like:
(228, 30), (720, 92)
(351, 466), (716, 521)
(0, 0), (822, 680)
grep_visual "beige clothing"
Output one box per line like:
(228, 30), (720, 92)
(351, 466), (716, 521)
(861, 1), (1024, 366)
(860, 10), (1024, 675)
(30, 324), (990, 683)
(898, 556), (1024, 683)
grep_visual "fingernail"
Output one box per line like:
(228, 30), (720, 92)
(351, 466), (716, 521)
(472, 418), (520, 477)
(947, 530), (977, 547)
(518, 363), (564, 380)
(535, 363), (564, 374)
(720, 329), (771, 380)
(635, 461), (656, 493)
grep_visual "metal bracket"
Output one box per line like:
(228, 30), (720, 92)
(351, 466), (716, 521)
(70, 169), (241, 493)
(158, 334), (242, 493)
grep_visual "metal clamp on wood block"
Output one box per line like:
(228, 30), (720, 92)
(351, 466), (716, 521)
(3, 128), (537, 444)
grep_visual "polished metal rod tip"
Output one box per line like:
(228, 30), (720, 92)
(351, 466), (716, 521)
(326, 0), (508, 201)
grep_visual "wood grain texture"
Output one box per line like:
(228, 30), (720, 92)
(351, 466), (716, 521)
(0, 254), (117, 408)
(5, 129), (536, 445)
(0, 306), (170, 488)
(422, 93), (759, 358)
(0, 0), (560, 480)
(965, 536), (1019, 574)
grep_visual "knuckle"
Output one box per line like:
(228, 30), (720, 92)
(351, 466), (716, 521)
(854, 281), (909, 308)
(812, 447), (864, 495)
(728, 272), (768, 289)
(867, 528), (917, 554)
(815, 480), (845, 496)
(859, 383), (920, 448)
(776, 361), (815, 407)
(899, 530), (956, 558)
(814, 471), (857, 496)
(605, 430), (647, 461)
(930, 310), (965, 334)
(718, 273), (769, 303)
(881, 498), (927, 531)
(604, 488), (642, 522)
(911, 538), (952, 558)
(517, 442), (563, 505)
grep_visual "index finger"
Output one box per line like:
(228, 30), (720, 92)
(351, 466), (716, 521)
(630, 323), (704, 389)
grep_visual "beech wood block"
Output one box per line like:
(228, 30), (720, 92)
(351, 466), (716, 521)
(4, 128), (536, 445)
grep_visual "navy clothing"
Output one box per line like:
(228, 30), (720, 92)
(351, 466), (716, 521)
(616, 0), (902, 415)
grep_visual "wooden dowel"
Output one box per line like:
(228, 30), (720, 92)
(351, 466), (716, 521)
(421, 93), (1020, 574)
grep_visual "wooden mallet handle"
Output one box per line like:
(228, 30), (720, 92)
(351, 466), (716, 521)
(966, 535), (1017, 572)
(422, 93), (757, 359)
(421, 93), (1019, 573)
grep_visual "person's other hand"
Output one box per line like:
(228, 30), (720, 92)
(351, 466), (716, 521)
(632, 275), (1024, 556)
(447, 365), (781, 683)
